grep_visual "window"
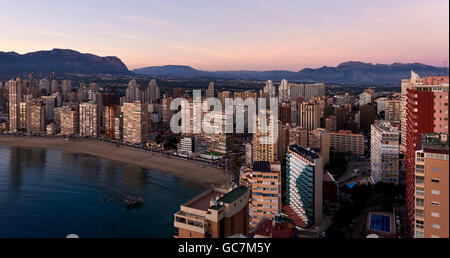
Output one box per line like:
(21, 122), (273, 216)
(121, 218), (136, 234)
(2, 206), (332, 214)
(416, 209), (424, 217)
(431, 224), (440, 229)
(416, 220), (424, 229)
(431, 212), (440, 218)
(431, 178), (440, 183)
(432, 201), (440, 207)
(431, 190), (440, 195)
(416, 198), (424, 207)
(415, 231), (424, 238)
(415, 189), (424, 196)
(431, 167), (440, 172)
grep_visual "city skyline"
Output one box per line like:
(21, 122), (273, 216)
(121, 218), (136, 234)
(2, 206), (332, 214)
(1, 0), (448, 71)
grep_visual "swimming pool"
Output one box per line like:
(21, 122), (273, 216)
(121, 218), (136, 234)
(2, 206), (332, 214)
(370, 214), (391, 233)
(347, 182), (357, 188)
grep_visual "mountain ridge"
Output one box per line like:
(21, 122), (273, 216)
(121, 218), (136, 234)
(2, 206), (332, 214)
(0, 48), (131, 77)
(0, 48), (447, 84)
(133, 61), (448, 83)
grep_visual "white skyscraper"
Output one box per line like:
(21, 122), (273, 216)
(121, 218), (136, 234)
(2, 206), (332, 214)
(370, 121), (400, 184)
(359, 92), (372, 106)
(278, 79), (290, 102)
(263, 80), (276, 98)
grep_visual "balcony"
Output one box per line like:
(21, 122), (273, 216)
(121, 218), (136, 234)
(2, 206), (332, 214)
(174, 212), (207, 234)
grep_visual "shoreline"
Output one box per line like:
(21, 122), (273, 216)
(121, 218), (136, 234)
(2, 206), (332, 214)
(0, 135), (232, 186)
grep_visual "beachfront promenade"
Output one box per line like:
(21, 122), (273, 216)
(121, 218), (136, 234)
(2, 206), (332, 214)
(0, 134), (232, 186)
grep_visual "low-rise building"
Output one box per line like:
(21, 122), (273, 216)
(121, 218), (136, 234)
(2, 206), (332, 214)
(174, 186), (250, 238)
(253, 218), (297, 238)
(329, 130), (365, 156)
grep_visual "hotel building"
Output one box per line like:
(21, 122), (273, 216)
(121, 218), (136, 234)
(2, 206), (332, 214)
(298, 102), (320, 131)
(203, 111), (233, 155)
(122, 101), (148, 144)
(286, 145), (323, 227)
(174, 186), (250, 238)
(114, 114), (123, 140)
(79, 102), (100, 137)
(328, 130), (365, 156)
(414, 133), (448, 238)
(178, 136), (197, 155)
(250, 161), (282, 227)
(370, 121), (400, 184)
(19, 102), (28, 131)
(206, 82), (215, 98)
(27, 101), (46, 134)
(104, 105), (118, 139)
(405, 73), (449, 235)
(41, 95), (56, 123)
(309, 128), (330, 165)
(385, 99), (401, 121)
(278, 79), (290, 102)
(60, 106), (79, 136)
(8, 79), (22, 132)
(288, 126), (308, 148)
(253, 111), (279, 162)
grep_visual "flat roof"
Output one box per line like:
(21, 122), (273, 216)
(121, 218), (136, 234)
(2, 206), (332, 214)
(253, 161), (271, 172)
(186, 190), (223, 211)
(254, 219), (297, 238)
(289, 145), (320, 159)
(418, 133), (449, 154)
(185, 186), (248, 211)
(216, 186), (247, 204)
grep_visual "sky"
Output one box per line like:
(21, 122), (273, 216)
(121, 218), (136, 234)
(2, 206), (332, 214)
(0, 0), (448, 71)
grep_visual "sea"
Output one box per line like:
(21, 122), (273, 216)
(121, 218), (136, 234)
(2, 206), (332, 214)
(0, 146), (206, 238)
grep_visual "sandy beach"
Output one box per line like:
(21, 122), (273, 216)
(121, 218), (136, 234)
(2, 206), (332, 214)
(0, 135), (231, 186)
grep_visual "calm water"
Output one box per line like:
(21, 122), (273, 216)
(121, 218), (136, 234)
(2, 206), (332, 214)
(0, 146), (206, 238)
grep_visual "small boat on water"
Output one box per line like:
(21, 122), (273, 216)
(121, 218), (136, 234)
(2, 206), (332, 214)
(124, 196), (144, 209)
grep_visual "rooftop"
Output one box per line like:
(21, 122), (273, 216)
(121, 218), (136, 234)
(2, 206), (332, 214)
(289, 145), (320, 160)
(373, 121), (400, 133)
(185, 189), (223, 211)
(282, 204), (308, 228)
(216, 186), (248, 204)
(330, 130), (364, 136)
(253, 219), (297, 238)
(323, 171), (336, 182)
(420, 133), (449, 154)
(252, 161), (271, 172)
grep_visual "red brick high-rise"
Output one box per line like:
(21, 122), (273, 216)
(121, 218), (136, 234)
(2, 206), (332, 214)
(404, 73), (449, 237)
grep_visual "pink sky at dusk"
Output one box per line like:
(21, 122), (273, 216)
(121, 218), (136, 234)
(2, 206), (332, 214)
(0, 0), (448, 71)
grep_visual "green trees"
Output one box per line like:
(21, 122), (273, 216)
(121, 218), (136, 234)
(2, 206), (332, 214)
(325, 152), (348, 178)
(326, 182), (406, 238)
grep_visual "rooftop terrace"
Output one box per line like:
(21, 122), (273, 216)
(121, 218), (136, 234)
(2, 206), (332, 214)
(185, 189), (224, 211)
(184, 186), (248, 211)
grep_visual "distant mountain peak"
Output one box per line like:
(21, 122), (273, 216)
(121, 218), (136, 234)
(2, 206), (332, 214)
(133, 61), (447, 84)
(0, 49), (131, 77)
(293, 61), (447, 83)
